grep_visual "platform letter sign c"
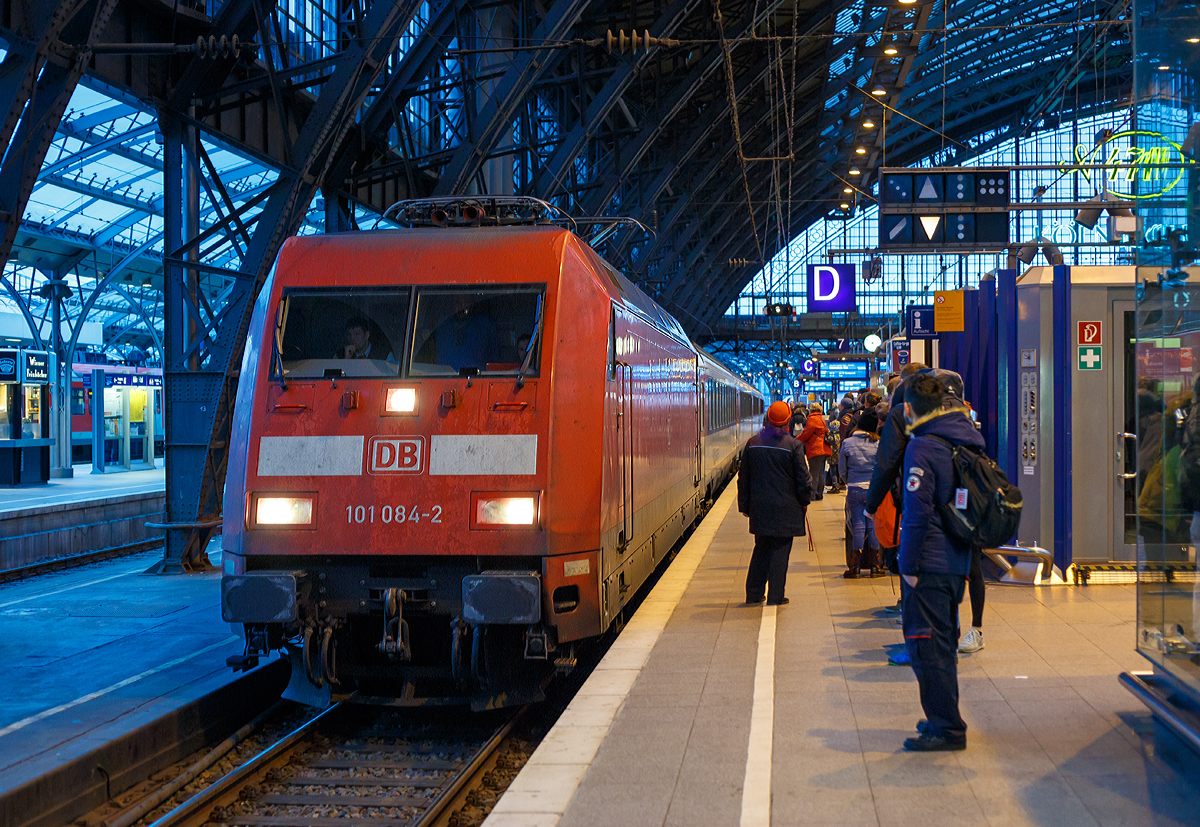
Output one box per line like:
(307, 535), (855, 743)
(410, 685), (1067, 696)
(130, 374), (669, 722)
(806, 263), (857, 312)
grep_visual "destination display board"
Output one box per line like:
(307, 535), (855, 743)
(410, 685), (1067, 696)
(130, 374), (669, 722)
(819, 361), (869, 380)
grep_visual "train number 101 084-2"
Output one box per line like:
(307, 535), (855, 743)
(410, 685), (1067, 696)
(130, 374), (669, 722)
(346, 504), (442, 524)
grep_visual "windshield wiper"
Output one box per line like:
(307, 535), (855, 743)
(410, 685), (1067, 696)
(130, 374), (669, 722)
(273, 309), (287, 391)
(515, 296), (544, 390)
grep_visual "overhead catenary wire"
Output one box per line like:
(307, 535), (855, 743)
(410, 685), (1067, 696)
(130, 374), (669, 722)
(714, 0), (765, 267)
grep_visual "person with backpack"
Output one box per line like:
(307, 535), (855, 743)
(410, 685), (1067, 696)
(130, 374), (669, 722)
(839, 409), (883, 578)
(797, 402), (832, 500)
(898, 374), (986, 751)
(790, 401), (807, 438)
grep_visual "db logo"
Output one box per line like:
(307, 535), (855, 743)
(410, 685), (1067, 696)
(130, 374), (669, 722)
(368, 436), (424, 474)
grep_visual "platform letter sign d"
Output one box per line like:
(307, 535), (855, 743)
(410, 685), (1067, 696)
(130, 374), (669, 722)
(806, 264), (857, 312)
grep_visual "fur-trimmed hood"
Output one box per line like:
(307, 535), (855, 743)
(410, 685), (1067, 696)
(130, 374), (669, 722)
(906, 406), (984, 448)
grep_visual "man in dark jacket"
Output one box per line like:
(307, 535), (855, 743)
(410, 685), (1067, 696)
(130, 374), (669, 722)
(898, 374), (985, 752)
(738, 401), (812, 606)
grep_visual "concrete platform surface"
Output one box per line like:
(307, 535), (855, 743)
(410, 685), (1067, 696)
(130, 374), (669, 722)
(486, 482), (1200, 827)
(0, 549), (245, 790)
(0, 461), (164, 517)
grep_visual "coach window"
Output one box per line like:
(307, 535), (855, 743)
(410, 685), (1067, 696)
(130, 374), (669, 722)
(273, 290), (410, 379)
(409, 286), (543, 377)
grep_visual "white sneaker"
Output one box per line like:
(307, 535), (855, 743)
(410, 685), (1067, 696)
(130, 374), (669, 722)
(958, 627), (984, 653)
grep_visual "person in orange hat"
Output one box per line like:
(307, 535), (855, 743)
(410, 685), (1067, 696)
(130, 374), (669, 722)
(737, 400), (813, 605)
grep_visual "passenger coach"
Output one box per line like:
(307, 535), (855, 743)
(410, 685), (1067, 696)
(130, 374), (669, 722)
(220, 200), (762, 706)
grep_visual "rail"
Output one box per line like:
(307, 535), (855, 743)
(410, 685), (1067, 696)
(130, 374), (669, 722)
(983, 544), (1056, 584)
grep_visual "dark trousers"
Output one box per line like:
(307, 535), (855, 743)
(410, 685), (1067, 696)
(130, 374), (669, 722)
(807, 455), (827, 499)
(967, 547), (985, 628)
(903, 572), (968, 741)
(746, 535), (793, 603)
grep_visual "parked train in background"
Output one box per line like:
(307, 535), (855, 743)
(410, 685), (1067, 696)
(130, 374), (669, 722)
(68, 366), (165, 463)
(219, 199), (764, 708)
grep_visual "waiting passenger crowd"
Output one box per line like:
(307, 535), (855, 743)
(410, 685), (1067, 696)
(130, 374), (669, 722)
(737, 363), (986, 752)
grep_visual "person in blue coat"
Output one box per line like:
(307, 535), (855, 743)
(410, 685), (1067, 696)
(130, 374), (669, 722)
(738, 401), (813, 606)
(898, 373), (985, 752)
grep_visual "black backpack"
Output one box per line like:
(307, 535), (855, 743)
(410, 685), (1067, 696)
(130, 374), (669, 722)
(932, 437), (1023, 549)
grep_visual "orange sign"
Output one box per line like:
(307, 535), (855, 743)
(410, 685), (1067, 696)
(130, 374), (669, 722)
(933, 290), (965, 332)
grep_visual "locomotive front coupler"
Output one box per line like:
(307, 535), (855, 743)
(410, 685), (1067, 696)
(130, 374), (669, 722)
(377, 587), (412, 660)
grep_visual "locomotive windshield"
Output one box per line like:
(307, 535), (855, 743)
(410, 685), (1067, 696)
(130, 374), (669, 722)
(409, 286), (543, 377)
(273, 289), (410, 378)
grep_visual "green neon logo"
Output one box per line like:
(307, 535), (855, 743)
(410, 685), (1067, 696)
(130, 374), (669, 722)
(1059, 130), (1191, 200)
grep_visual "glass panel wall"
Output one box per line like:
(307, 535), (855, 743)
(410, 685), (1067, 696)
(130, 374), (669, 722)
(1132, 0), (1200, 696)
(728, 113), (1133, 320)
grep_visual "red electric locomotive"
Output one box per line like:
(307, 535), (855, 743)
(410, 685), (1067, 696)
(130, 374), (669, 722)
(220, 199), (763, 707)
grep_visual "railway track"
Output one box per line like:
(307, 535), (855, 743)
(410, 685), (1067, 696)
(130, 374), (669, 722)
(109, 702), (530, 827)
(0, 538), (165, 583)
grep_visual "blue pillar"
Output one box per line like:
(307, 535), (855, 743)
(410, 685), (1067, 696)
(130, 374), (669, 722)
(977, 282), (998, 459)
(996, 270), (1018, 478)
(1052, 265), (1072, 574)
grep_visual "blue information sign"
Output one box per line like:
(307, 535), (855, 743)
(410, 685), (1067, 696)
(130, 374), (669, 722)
(906, 304), (937, 339)
(804, 380), (835, 392)
(820, 361), (868, 380)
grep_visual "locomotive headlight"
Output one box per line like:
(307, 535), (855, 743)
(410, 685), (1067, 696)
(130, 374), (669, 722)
(255, 495), (314, 526)
(384, 387), (418, 413)
(474, 494), (539, 527)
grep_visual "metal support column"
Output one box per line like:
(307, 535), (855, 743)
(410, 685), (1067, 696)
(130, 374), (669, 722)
(149, 109), (218, 573)
(39, 271), (73, 478)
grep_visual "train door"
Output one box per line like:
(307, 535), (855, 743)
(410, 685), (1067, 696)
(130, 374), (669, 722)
(613, 310), (634, 552)
(617, 358), (633, 550)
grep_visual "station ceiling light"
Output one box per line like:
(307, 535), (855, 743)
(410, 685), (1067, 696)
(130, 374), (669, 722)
(840, 202), (850, 210)
(863, 118), (876, 128)
(849, 166), (861, 175)
(883, 45), (898, 56)
(843, 186), (853, 193)
(871, 84), (887, 96)
(1189, 38), (1200, 43)
(855, 146), (867, 154)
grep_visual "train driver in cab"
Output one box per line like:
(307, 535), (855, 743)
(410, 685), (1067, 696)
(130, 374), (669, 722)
(339, 316), (392, 362)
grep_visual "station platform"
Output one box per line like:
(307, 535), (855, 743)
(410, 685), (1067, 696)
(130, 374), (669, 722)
(0, 462), (165, 516)
(0, 547), (276, 827)
(0, 463), (166, 572)
(486, 483), (1200, 827)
